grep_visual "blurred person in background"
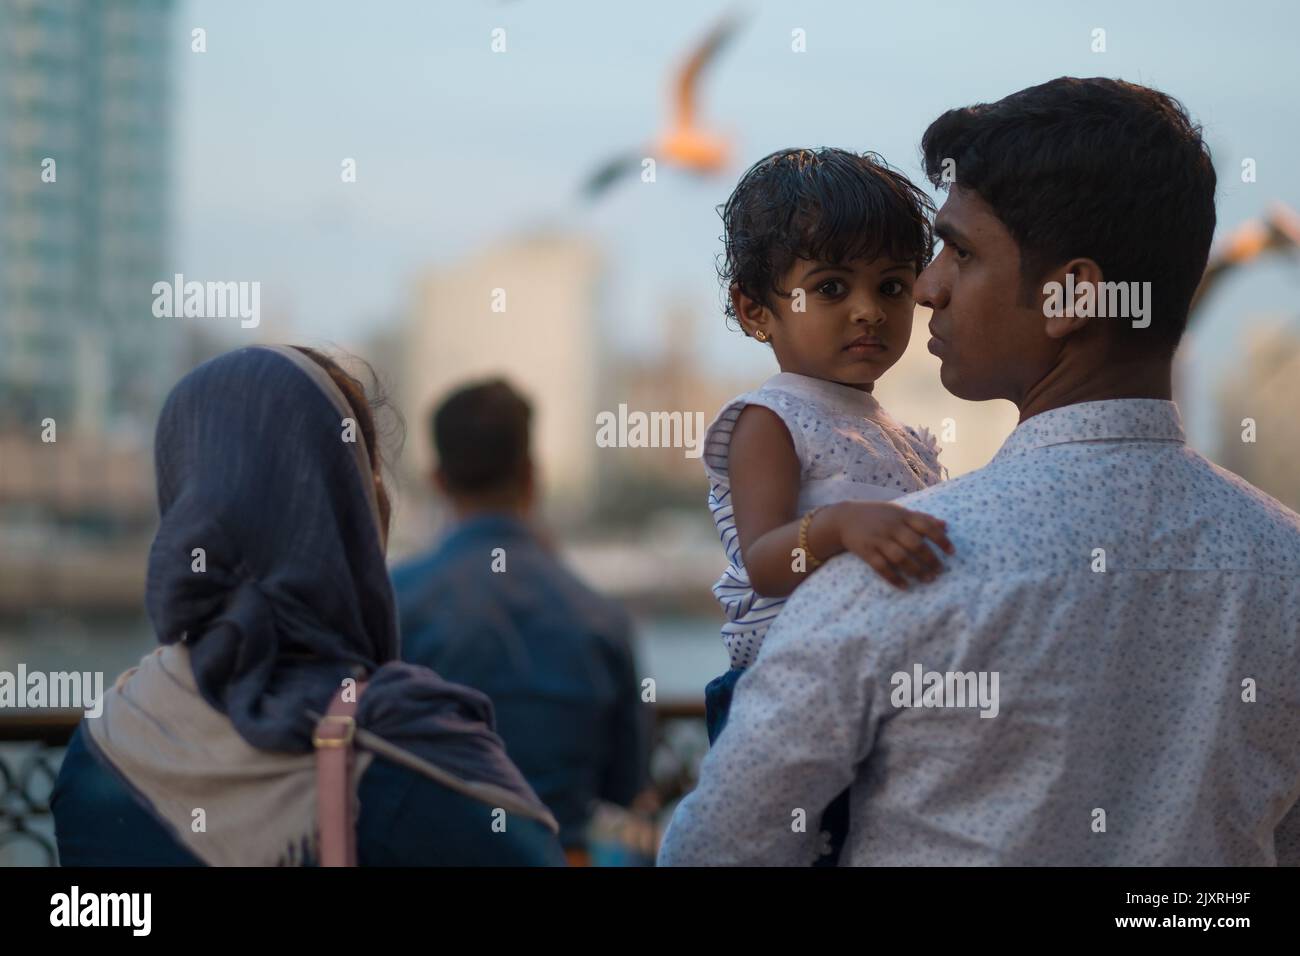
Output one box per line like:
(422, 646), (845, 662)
(392, 379), (651, 864)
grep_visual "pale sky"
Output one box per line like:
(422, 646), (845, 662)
(169, 0), (1300, 450)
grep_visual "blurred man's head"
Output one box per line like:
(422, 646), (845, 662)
(914, 77), (1217, 411)
(431, 379), (535, 516)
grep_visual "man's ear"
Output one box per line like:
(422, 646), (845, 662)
(1042, 258), (1105, 340)
(731, 283), (772, 340)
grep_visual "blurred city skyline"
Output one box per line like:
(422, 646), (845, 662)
(4, 0), (1300, 609)
(165, 0), (1300, 455)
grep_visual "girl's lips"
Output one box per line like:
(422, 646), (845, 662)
(844, 341), (886, 354)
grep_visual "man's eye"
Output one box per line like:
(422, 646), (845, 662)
(938, 239), (969, 262)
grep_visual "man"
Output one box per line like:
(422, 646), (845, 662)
(658, 77), (1300, 866)
(393, 379), (649, 857)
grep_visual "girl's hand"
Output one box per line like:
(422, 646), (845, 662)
(833, 502), (954, 589)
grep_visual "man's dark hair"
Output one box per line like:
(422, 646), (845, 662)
(921, 77), (1216, 353)
(431, 379), (532, 495)
(719, 147), (935, 324)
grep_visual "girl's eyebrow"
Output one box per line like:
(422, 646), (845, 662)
(800, 263), (843, 280)
(802, 260), (915, 281)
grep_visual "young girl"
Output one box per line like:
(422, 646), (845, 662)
(701, 147), (953, 863)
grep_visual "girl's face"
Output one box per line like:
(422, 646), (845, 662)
(734, 256), (918, 391)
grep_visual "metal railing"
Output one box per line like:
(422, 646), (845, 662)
(0, 709), (81, 866)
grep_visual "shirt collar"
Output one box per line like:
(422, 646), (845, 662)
(763, 372), (882, 416)
(991, 399), (1185, 463)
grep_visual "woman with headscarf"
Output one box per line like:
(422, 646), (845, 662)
(51, 345), (564, 866)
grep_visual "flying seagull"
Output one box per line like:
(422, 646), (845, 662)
(583, 13), (742, 199)
(1190, 202), (1300, 320)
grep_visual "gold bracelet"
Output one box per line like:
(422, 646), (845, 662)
(798, 506), (824, 571)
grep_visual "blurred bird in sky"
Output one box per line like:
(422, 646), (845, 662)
(583, 12), (742, 199)
(1191, 202), (1300, 320)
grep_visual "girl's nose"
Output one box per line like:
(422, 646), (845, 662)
(852, 304), (887, 326)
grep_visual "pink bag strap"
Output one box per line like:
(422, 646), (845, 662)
(313, 681), (368, 867)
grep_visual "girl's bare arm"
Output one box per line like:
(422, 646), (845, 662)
(729, 405), (953, 595)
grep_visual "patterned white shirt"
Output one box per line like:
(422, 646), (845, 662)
(703, 372), (946, 669)
(661, 399), (1300, 866)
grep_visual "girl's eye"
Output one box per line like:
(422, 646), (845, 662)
(881, 278), (909, 297)
(816, 279), (847, 296)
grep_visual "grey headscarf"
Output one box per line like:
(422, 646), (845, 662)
(87, 346), (557, 865)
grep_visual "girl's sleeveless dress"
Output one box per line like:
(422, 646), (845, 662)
(702, 371), (947, 670)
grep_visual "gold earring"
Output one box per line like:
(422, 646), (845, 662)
(753, 328), (770, 343)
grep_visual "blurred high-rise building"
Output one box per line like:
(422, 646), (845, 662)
(0, 0), (178, 433)
(394, 233), (604, 550)
(603, 302), (755, 489)
(1215, 319), (1300, 511)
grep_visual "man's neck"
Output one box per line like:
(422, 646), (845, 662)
(1016, 354), (1173, 425)
(449, 500), (529, 524)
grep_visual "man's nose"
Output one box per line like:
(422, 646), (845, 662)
(915, 261), (946, 311)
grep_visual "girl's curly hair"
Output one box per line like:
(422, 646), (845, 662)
(718, 147), (934, 327)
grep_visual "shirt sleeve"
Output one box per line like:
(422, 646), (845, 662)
(701, 391), (809, 488)
(656, 556), (912, 866)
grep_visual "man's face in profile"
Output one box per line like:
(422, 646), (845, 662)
(915, 186), (1058, 403)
